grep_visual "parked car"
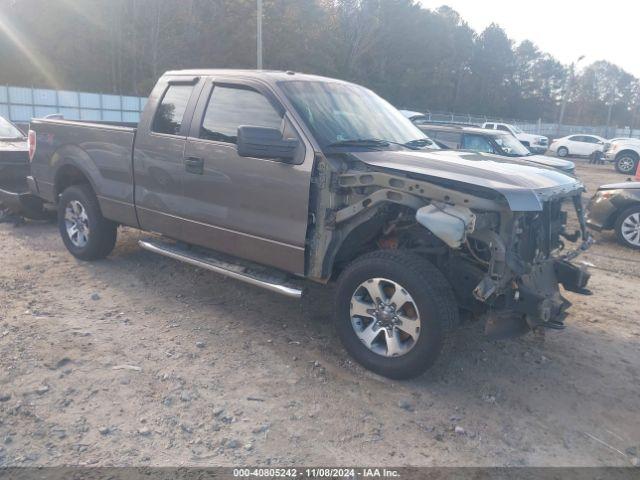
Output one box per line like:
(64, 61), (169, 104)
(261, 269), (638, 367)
(586, 181), (640, 249)
(603, 138), (640, 174)
(27, 70), (592, 379)
(482, 122), (549, 154)
(411, 123), (575, 174)
(549, 134), (606, 159)
(0, 116), (46, 218)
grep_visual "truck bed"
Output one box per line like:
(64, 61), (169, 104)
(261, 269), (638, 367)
(29, 118), (138, 226)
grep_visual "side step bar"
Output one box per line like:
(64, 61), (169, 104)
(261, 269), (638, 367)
(138, 239), (304, 299)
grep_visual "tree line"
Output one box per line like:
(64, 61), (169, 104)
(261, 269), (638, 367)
(1, 0), (638, 128)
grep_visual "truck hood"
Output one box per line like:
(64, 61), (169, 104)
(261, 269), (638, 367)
(522, 154), (575, 172)
(351, 149), (584, 212)
(612, 140), (640, 149)
(518, 132), (545, 142)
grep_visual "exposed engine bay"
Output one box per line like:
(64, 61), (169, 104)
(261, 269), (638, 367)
(307, 153), (593, 337)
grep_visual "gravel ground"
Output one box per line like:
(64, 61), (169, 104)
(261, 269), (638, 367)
(0, 158), (639, 467)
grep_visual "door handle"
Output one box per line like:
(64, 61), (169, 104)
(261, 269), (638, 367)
(185, 156), (204, 174)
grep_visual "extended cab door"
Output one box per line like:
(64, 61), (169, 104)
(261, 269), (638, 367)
(178, 77), (313, 275)
(133, 75), (203, 233)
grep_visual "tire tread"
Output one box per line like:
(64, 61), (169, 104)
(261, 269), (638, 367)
(334, 250), (459, 379)
(58, 184), (117, 260)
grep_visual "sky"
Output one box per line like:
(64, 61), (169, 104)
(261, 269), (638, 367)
(418, 0), (640, 77)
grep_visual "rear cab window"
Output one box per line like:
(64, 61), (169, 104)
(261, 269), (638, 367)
(151, 85), (195, 135)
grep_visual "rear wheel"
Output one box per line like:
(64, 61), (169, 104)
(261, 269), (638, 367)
(58, 184), (117, 260)
(334, 250), (458, 379)
(615, 205), (640, 250)
(557, 146), (569, 158)
(615, 153), (638, 174)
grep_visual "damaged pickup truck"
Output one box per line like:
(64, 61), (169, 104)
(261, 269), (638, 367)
(27, 70), (592, 378)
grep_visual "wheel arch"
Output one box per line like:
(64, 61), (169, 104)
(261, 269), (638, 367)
(321, 206), (392, 280)
(320, 203), (450, 281)
(52, 146), (100, 202)
(616, 149), (640, 161)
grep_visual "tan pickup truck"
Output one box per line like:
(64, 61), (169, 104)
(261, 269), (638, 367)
(27, 70), (592, 379)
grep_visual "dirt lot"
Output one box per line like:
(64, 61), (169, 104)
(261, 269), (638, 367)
(0, 160), (639, 467)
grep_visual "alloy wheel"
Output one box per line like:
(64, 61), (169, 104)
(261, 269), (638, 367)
(64, 200), (90, 247)
(617, 156), (636, 173)
(621, 212), (640, 247)
(349, 277), (421, 357)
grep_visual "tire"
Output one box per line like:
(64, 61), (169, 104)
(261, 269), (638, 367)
(614, 205), (640, 250)
(615, 153), (638, 174)
(557, 146), (569, 158)
(334, 250), (458, 379)
(57, 184), (117, 260)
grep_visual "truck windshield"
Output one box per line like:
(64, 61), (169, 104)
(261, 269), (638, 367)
(494, 133), (531, 156)
(0, 117), (24, 140)
(279, 80), (436, 150)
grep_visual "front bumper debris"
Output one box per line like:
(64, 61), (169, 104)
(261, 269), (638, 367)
(483, 194), (592, 337)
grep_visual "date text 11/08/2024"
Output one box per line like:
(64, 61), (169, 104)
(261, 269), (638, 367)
(232, 468), (400, 478)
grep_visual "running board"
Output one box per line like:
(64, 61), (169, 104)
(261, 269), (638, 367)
(138, 239), (304, 298)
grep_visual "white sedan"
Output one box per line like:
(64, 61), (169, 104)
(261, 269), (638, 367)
(549, 134), (606, 158)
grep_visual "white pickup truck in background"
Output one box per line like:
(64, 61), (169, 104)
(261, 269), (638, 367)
(482, 122), (549, 154)
(604, 137), (640, 174)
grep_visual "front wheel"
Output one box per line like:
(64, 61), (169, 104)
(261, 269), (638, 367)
(615, 154), (638, 174)
(557, 146), (569, 158)
(58, 184), (117, 260)
(334, 251), (458, 379)
(615, 205), (640, 250)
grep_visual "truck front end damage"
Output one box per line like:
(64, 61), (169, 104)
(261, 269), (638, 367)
(309, 150), (592, 338)
(465, 193), (593, 337)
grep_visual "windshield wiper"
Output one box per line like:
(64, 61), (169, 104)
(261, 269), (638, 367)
(328, 137), (433, 151)
(327, 138), (391, 148)
(404, 138), (434, 149)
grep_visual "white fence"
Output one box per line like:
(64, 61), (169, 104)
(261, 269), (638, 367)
(412, 110), (640, 140)
(0, 85), (147, 124)
(4, 86), (639, 140)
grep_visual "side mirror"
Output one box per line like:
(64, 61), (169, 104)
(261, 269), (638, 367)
(237, 126), (299, 161)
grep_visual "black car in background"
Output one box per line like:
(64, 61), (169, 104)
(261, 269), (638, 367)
(406, 121), (576, 174)
(0, 116), (46, 218)
(0, 115), (28, 183)
(586, 181), (640, 250)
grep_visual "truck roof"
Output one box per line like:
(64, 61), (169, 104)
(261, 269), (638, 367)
(163, 69), (348, 85)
